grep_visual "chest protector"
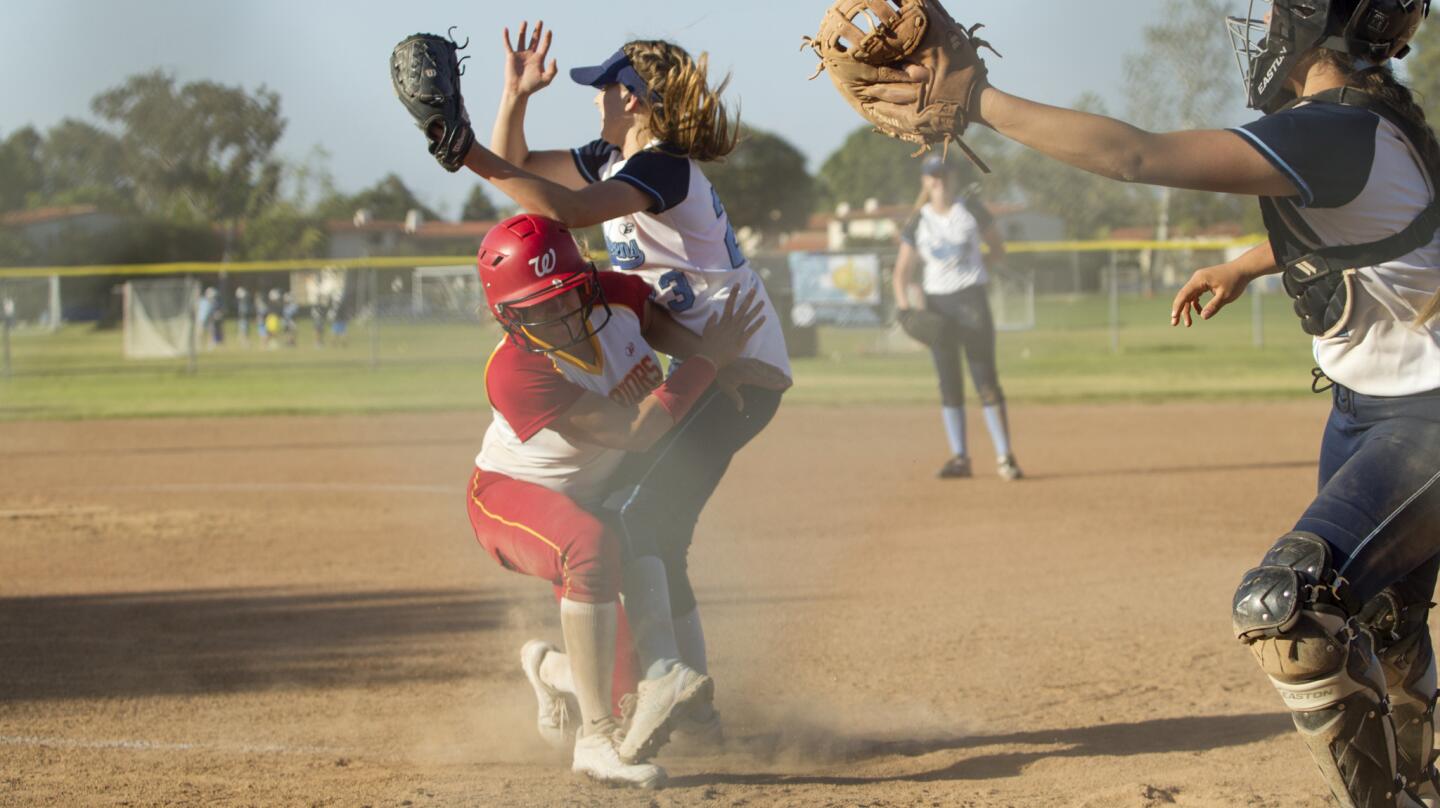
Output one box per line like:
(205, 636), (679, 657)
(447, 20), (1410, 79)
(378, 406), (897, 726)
(1263, 87), (1440, 337)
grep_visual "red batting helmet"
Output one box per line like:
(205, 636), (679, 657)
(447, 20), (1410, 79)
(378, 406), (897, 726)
(477, 214), (610, 353)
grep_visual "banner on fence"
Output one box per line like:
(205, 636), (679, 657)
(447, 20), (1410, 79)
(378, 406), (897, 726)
(787, 253), (883, 327)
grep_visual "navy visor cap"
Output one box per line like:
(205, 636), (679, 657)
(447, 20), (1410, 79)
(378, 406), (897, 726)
(569, 48), (653, 101)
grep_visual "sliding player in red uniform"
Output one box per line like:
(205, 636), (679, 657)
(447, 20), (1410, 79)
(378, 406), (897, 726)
(465, 213), (764, 788)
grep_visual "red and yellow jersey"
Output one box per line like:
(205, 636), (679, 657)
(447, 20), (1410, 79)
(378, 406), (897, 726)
(476, 272), (663, 506)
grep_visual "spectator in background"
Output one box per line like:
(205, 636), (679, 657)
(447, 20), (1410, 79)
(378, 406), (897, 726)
(236, 287), (253, 348)
(281, 292), (299, 348)
(310, 296), (328, 348)
(196, 287), (217, 352)
(206, 287), (225, 349)
(264, 289), (282, 350)
(329, 288), (349, 347)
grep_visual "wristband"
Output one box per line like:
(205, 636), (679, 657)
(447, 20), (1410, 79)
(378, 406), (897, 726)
(651, 356), (718, 422)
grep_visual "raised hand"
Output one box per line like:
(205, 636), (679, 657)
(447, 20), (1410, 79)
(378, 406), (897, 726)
(501, 20), (557, 98)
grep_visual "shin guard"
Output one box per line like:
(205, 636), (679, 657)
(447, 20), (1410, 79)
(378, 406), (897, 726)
(1234, 533), (1412, 807)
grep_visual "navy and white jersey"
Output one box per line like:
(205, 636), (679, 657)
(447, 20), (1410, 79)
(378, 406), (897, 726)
(571, 139), (791, 378)
(1232, 100), (1440, 396)
(900, 198), (995, 295)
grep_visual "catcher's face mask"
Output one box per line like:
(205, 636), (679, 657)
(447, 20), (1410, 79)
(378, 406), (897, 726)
(1229, 0), (1429, 112)
(1227, 0), (1337, 112)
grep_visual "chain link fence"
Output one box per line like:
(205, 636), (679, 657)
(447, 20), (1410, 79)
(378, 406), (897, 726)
(0, 239), (1285, 381)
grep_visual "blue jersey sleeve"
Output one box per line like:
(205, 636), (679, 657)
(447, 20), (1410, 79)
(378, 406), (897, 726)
(571, 139), (618, 184)
(1231, 102), (1379, 208)
(612, 149), (691, 214)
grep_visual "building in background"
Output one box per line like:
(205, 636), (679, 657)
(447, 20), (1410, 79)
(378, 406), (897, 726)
(780, 199), (1066, 253)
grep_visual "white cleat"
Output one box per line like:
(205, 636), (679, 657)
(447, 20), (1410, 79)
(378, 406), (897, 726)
(618, 663), (713, 763)
(997, 454), (1024, 481)
(572, 721), (667, 790)
(520, 639), (577, 751)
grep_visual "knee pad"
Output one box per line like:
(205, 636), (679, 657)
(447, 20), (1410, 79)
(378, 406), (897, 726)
(1233, 533), (1349, 646)
(1234, 532), (1407, 806)
(1362, 589), (1440, 798)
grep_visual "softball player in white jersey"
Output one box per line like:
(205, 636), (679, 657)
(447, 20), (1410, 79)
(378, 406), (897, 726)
(450, 22), (792, 748)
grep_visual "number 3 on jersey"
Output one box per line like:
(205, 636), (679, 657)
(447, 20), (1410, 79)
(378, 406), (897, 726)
(658, 270), (695, 313)
(712, 187), (745, 270)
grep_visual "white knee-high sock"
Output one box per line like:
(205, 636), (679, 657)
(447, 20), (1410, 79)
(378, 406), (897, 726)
(559, 598), (617, 734)
(983, 403), (1012, 459)
(672, 607), (708, 675)
(622, 556), (683, 681)
(539, 649), (575, 694)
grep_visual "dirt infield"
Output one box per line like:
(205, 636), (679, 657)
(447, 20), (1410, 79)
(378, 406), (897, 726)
(0, 401), (1355, 807)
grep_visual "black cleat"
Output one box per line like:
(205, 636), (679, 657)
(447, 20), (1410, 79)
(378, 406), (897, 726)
(938, 455), (973, 479)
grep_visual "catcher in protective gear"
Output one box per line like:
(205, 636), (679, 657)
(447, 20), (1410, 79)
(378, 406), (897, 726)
(391, 31), (476, 172)
(805, 0), (997, 170)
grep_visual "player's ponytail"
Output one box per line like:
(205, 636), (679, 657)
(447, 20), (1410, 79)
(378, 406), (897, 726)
(623, 40), (739, 162)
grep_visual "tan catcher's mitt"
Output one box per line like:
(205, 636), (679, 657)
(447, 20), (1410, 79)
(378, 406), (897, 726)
(806, 0), (997, 170)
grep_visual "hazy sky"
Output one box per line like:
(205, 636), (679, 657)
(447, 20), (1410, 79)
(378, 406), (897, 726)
(1, 0), (1253, 219)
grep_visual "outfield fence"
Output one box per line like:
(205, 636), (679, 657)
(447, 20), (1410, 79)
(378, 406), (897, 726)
(0, 238), (1284, 382)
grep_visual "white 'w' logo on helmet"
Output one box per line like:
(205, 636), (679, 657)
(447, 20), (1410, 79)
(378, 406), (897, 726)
(528, 248), (557, 278)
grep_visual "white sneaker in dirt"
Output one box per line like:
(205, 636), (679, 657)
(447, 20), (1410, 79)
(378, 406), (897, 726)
(997, 454), (1024, 481)
(571, 721), (666, 790)
(618, 663), (713, 763)
(520, 639), (577, 751)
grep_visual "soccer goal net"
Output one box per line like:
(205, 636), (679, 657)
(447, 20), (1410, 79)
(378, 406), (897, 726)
(989, 268), (1036, 332)
(123, 278), (200, 359)
(411, 265), (482, 320)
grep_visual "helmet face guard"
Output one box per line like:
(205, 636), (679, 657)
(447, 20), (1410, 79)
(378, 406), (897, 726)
(1228, 0), (1429, 112)
(477, 213), (614, 355)
(494, 263), (613, 355)
(1228, 0), (1334, 112)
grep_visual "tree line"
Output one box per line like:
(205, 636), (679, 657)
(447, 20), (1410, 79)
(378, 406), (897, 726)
(6, 0), (1440, 266)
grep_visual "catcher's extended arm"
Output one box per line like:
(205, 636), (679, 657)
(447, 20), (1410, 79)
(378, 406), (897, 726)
(805, 0), (997, 171)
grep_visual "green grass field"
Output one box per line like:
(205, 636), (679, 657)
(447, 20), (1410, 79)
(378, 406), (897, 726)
(0, 292), (1322, 420)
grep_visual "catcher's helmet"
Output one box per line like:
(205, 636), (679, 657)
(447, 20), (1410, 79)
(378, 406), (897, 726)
(477, 213), (610, 353)
(1228, 0), (1430, 112)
